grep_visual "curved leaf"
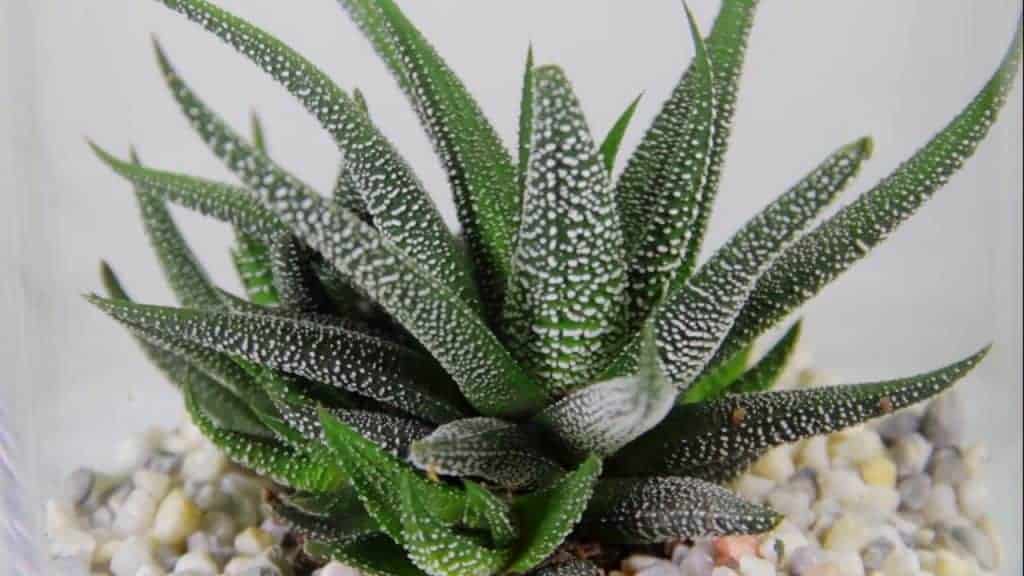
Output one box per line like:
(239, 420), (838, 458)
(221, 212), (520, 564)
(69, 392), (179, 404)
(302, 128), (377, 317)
(151, 9), (480, 311)
(503, 65), (626, 395)
(338, 0), (520, 315)
(716, 21), (1023, 363)
(306, 537), (427, 576)
(268, 234), (331, 312)
(463, 481), (516, 548)
(598, 92), (643, 174)
(409, 417), (562, 490)
(725, 320), (802, 395)
(267, 488), (379, 545)
(507, 456), (602, 573)
(580, 476), (780, 543)
(608, 347), (988, 479)
(232, 232), (279, 305)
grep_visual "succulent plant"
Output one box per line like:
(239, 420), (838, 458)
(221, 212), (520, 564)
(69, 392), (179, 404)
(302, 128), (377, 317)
(87, 1), (1021, 574)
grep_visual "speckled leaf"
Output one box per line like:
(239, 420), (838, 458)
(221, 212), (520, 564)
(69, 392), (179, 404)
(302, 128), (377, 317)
(399, 476), (511, 576)
(183, 380), (345, 492)
(680, 345), (751, 404)
(725, 320), (802, 395)
(150, 14), (481, 312)
(605, 136), (873, 388)
(141, 37), (545, 417)
(504, 65), (627, 395)
(91, 144), (284, 242)
(529, 559), (602, 576)
(517, 46), (535, 199)
(598, 93), (643, 174)
(618, 0), (759, 322)
(533, 327), (674, 458)
(331, 89), (374, 225)
(232, 232), (279, 305)
(616, 5), (716, 324)
(268, 234), (331, 312)
(580, 476), (780, 543)
(409, 418), (562, 490)
(268, 488), (379, 545)
(338, 0), (520, 316)
(716, 23), (1023, 364)
(306, 537), (428, 576)
(608, 347), (988, 479)
(128, 151), (222, 309)
(507, 456), (602, 573)
(86, 296), (467, 424)
(319, 411), (467, 542)
(463, 481), (516, 548)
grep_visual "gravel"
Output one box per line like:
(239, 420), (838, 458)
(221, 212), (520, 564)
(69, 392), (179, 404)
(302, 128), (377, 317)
(48, 371), (1001, 576)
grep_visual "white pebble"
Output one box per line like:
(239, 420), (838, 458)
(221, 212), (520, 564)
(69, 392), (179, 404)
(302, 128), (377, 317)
(46, 500), (83, 534)
(818, 469), (865, 504)
(173, 551), (219, 575)
(136, 565), (167, 576)
(152, 489), (202, 545)
(882, 546), (921, 576)
(737, 556), (774, 576)
(923, 484), (959, 524)
(109, 536), (156, 576)
(858, 485), (900, 518)
(829, 428), (884, 465)
(183, 447), (227, 483)
(622, 555), (681, 575)
(678, 541), (713, 576)
(734, 474), (775, 503)
(48, 525), (97, 566)
(115, 428), (164, 471)
(823, 514), (872, 552)
(769, 489), (813, 528)
(956, 479), (988, 520)
(752, 447), (795, 483)
(893, 433), (933, 476)
(772, 522), (811, 566)
(113, 489), (159, 536)
(314, 562), (362, 576)
(797, 436), (830, 471)
(710, 568), (737, 576)
(234, 527), (274, 555)
(223, 555), (281, 575)
(133, 469), (172, 501)
(832, 550), (865, 576)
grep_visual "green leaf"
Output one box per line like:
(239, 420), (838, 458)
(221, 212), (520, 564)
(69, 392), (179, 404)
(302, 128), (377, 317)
(580, 476), (780, 544)
(517, 46), (535, 199)
(267, 488), (379, 545)
(137, 33), (546, 417)
(150, 23), (480, 313)
(681, 345), (751, 404)
(463, 481), (516, 548)
(608, 347), (988, 480)
(319, 410), (466, 543)
(615, 4), (716, 324)
(503, 65), (627, 395)
(604, 136), (873, 388)
(507, 456), (602, 573)
(716, 21), (1023, 363)
(726, 320), (802, 395)
(184, 380), (345, 492)
(86, 296), (467, 424)
(533, 326), (674, 458)
(331, 89), (374, 226)
(91, 144), (285, 242)
(128, 150), (222, 309)
(598, 93), (643, 173)
(338, 0), (520, 316)
(409, 418), (562, 490)
(232, 232), (279, 305)
(529, 559), (603, 576)
(399, 476), (511, 576)
(267, 234), (331, 312)
(306, 537), (428, 576)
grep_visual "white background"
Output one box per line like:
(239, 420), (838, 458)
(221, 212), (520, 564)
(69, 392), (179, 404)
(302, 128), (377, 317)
(3, 1), (1021, 573)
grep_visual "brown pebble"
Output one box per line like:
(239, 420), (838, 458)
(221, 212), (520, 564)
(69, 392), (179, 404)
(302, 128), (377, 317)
(731, 406), (748, 426)
(879, 397), (894, 414)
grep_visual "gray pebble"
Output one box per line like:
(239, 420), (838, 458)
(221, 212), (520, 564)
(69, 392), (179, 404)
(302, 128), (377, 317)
(877, 410), (921, 441)
(893, 433), (933, 476)
(898, 474), (932, 511)
(64, 468), (95, 508)
(922, 392), (965, 448)
(787, 546), (821, 576)
(104, 480), (134, 510)
(938, 523), (998, 570)
(929, 449), (968, 486)
(861, 538), (894, 571)
(790, 467), (819, 501)
(145, 451), (182, 475)
(89, 506), (114, 530)
(240, 567), (283, 576)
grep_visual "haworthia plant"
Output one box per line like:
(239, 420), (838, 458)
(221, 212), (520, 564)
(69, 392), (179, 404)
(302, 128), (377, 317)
(87, 1), (1020, 574)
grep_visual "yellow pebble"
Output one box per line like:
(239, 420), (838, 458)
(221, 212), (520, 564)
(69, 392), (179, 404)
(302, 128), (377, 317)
(934, 549), (971, 576)
(859, 456), (897, 488)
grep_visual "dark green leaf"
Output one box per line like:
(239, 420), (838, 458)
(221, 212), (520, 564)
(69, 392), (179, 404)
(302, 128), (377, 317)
(580, 476), (780, 543)
(716, 22), (1023, 363)
(726, 320), (802, 395)
(517, 46), (535, 199)
(268, 488), (379, 545)
(681, 345), (751, 404)
(232, 232), (279, 306)
(463, 481), (516, 548)
(305, 537), (428, 576)
(598, 93), (643, 173)
(529, 559), (602, 576)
